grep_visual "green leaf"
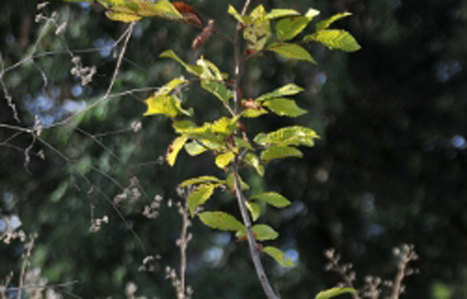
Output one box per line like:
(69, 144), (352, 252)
(226, 173), (250, 191)
(160, 50), (203, 76)
(251, 192), (291, 208)
(215, 152), (235, 169)
(275, 17), (310, 41)
(257, 83), (304, 101)
(155, 76), (187, 96)
(106, 11), (142, 22)
(244, 153), (265, 176)
(315, 288), (357, 299)
(180, 176), (225, 187)
(304, 29), (361, 52)
(263, 246), (294, 267)
(267, 42), (317, 63)
(246, 201), (261, 221)
(166, 135), (188, 166)
(198, 211), (244, 231)
(184, 140), (208, 156)
(201, 80), (233, 102)
(244, 18), (271, 51)
(187, 184), (215, 216)
(242, 108), (268, 118)
(263, 98), (307, 117)
(316, 12), (352, 31)
(260, 146), (303, 162)
(197, 57), (224, 81)
(143, 95), (190, 117)
(211, 117), (238, 135)
(265, 9), (300, 20)
(237, 224), (278, 241)
(305, 8), (320, 20)
(254, 126), (319, 147)
(227, 5), (246, 24)
(234, 137), (253, 150)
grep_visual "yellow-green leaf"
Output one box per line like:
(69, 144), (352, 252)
(201, 80), (233, 102)
(265, 9), (300, 20)
(180, 176), (225, 187)
(160, 50), (203, 76)
(263, 98), (307, 117)
(316, 12), (352, 31)
(305, 8), (320, 20)
(187, 184), (215, 216)
(246, 201), (261, 221)
(237, 224), (278, 241)
(227, 5), (246, 24)
(215, 152), (235, 169)
(267, 42), (317, 63)
(254, 126), (319, 147)
(242, 108), (268, 118)
(251, 192), (291, 208)
(275, 17), (310, 41)
(211, 117), (238, 135)
(315, 288), (357, 299)
(105, 11), (142, 22)
(143, 95), (189, 117)
(184, 140), (208, 156)
(244, 153), (265, 176)
(155, 76), (187, 96)
(263, 246), (294, 267)
(260, 146), (303, 162)
(257, 83), (304, 101)
(167, 135), (188, 166)
(198, 211), (244, 231)
(304, 29), (361, 52)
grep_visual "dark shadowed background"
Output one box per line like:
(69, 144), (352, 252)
(1, 0), (467, 298)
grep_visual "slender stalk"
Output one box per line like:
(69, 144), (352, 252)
(230, 3), (279, 298)
(232, 163), (280, 299)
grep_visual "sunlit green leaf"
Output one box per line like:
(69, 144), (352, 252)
(160, 50), (203, 76)
(315, 288), (357, 299)
(143, 95), (190, 117)
(263, 246), (294, 267)
(187, 184), (215, 216)
(166, 135), (188, 166)
(316, 12), (352, 31)
(197, 57), (224, 81)
(227, 5), (246, 24)
(275, 17), (310, 41)
(237, 224), (278, 241)
(260, 146), (303, 162)
(244, 153), (265, 176)
(155, 76), (187, 96)
(180, 176), (225, 187)
(305, 8), (320, 20)
(263, 98), (307, 117)
(105, 11), (142, 22)
(265, 9), (300, 20)
(241, 108), (268, 118)
(304, 29), (361, 52)
(211, 117), (238, 135)
(254, 126), (319, 147)
(251, 192), (291, 208)
(246, 201), (261, 221)
(184, 140), (208, 156)
(234, 137), (253, 150)
(215, 152), (235, 169)
(257, 84), (304, 101)
(198, 211), (244, 231)
(201, 80), (233, 102)
(267, 42), (317, 63)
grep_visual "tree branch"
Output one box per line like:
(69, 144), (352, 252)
(231, 2), (279, 297)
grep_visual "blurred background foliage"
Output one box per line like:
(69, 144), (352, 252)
(1, 0), (467, 298)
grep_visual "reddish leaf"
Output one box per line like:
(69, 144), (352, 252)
(173, 1), (203, 27)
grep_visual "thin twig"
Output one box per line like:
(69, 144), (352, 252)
(230, 1), (279, 298)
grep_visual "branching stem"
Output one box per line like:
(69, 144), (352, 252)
(231, 2), (279, 298)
